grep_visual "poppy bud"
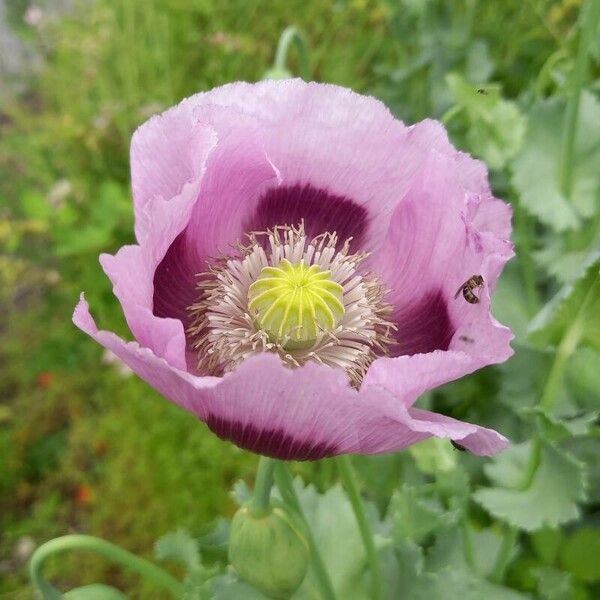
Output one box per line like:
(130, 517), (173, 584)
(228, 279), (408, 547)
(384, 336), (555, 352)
(229, 504), (309, 599)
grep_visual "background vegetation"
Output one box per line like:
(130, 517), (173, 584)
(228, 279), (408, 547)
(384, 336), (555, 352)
(1, 0), (599, 598)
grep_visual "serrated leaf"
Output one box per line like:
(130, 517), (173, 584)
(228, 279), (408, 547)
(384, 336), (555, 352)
(408, 566), (530, 600)
(390, 486), (459, 543)
(394, 526), (528, 599)
(560, 527), (600, 582)
(523, 407), (598, 440)
(211, 572), (270, 600)
(474, 441), (586, 531)
(511, 92), (600, 230)
(446, 72), (526, 169)
(528, 254), (600, 352)
(483, 442), (531, 489)
(155, 529), (201, 572)
(230, 479), (252, 506)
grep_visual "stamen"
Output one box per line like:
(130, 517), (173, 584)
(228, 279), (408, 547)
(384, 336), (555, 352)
(187, 224), (395, 387)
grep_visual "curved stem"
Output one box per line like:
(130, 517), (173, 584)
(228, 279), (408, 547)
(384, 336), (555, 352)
(249, 456), (276, 516)
(29, 535), (184, 599)
(273, 26), (311, 80)
(336, 456), (383, 600)
(440, 103), (464, 125)
(558, 0), (600, 199)
(275, 463), (338, 600)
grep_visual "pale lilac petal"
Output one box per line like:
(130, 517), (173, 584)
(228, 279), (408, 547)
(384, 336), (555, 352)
(365, 147), (513, 359)
(100, 185), (202, 371)
(74, 296), (507, 458)
(138, 80), (446, 252)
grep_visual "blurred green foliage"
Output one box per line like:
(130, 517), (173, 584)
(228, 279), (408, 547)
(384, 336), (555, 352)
(1, 0), (600, 598)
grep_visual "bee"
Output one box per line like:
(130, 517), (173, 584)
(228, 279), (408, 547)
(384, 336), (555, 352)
(477, 88), (488, 95)
(451, 440), (467, 452)
(458, 335), (474, 344)
(454, 274), (484, 304)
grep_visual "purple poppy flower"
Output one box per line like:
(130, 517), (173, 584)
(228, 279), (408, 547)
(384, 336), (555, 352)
(74, 79), (514, 460)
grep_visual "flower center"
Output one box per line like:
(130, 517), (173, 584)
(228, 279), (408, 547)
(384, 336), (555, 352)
(188, 224), (395, 387)
(248, 259), (345, 349)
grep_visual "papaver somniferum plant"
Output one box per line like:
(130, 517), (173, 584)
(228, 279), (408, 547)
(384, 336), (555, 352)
(74, 79), (514, 460)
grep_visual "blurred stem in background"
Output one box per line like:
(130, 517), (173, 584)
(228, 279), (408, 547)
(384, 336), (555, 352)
(337, 456), (384, 600)
(29, 535), (185, 599)
(558, 0), (600, 199)
(275, 463), (338, 600)
(265, 26), (311, 80)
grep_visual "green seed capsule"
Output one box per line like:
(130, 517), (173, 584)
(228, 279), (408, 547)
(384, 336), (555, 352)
(229, 505), (309, 599)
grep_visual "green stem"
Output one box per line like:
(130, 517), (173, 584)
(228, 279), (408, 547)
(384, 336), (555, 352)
(558, 0), (600, 199)
(249, 456), (277, 516)
(490, 526), (518, 584)
(275, 463), (338, 600)
(440, 103), (464, 125)
(273, 26), (311, 80)
(336, 456), (383, 600)
(29, 535), (184, 600)
(514, 202), (540, 316)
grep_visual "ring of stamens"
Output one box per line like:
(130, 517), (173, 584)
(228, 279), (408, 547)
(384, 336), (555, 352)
(187, 223), (395, 387)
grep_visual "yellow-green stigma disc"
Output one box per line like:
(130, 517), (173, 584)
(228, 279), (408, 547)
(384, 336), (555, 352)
(248, 258), (345, 349)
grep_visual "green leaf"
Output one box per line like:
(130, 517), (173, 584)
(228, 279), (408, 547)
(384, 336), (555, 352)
(560, 527), (600, 582)
(389, 486), (459, 543)
(446, 72), (526, 169)
(63, 584), (127, 600)
(524, 407), (598, 441)
(528, 254), (600, 352)
(483, 442), (531, 489)
(474, 441), (587, 531)
(531, 527), (563, 566)
(534, 567), (575, 600)
(155, 528), (201, 572)
(211, 572), (270, 600)
(230, 479), (252, 506)
(511, 92), (600, 231)
(566, 347), (600, 410)
(407, 566), (530, 600)
(293, 482), (372, 599)
(492, 263), (531, 343)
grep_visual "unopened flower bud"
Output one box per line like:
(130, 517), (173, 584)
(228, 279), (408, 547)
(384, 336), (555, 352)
(229, 504), (309, 599)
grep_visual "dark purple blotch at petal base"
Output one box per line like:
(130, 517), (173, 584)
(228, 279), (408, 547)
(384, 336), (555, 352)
(246, 183), (369, 251)
(153, 232), (201, 331)
(391, 289), (455, 356)
(206, 413), (338, 460)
